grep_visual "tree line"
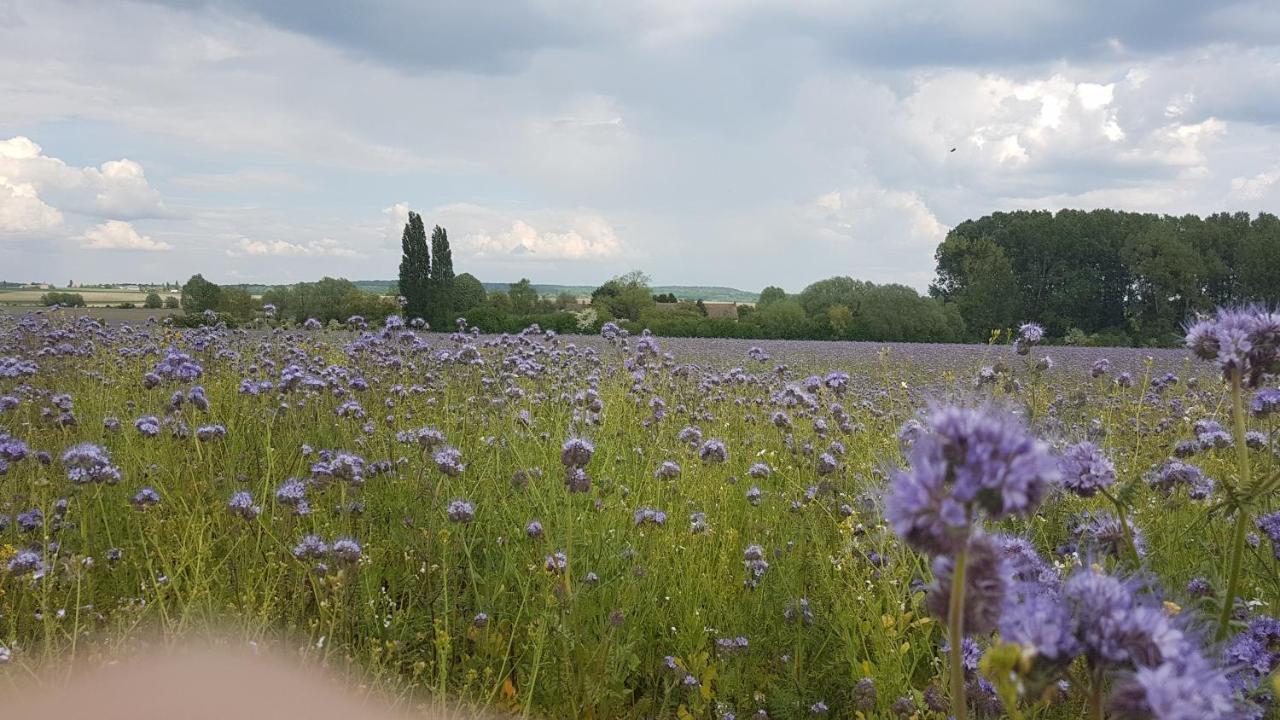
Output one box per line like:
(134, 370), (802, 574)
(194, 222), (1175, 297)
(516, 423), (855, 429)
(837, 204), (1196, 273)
(161, 207), (1277, 346)
(932, 209), (1280, 345)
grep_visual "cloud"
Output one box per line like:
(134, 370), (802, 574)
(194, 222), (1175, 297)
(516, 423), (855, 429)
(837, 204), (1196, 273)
(1229, 167), (1280, 200)
(381, 202), (410, 246)
(227, 237), (358, 257)
(0, 136), (166, 220)
(430, 204), (626, 261)
(0, 179), (63, 234)
(3, 1), (1280, 288)
(79, 220), (173, 251)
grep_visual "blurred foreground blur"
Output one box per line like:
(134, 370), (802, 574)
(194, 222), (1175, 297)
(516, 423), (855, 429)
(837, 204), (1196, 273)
(0, 646), (475, 720)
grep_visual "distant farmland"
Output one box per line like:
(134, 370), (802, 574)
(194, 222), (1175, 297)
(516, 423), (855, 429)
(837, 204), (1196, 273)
(0, 288), (159, 306)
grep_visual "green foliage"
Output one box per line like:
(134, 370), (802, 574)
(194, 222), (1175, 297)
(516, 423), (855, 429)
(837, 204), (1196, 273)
(144, 292), (163, 309)
(181, 274), (223, 314)
(260, 277), (396, 324)
(452, 272), (487, 312)
(934, 209), (1280, 344)
(757, 286), (787, 307)
(39, 291), (86, 307)
(427, 224), (455, 329)
(508, 278), (542, 315)
(163, 295), (180, 309)
(397, 211), (431, 322)
(591, 271), (655, 321)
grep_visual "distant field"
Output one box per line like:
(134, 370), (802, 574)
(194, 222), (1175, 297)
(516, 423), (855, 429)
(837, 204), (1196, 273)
(0, 288), (158, 305)
(0, 306), (179, 322)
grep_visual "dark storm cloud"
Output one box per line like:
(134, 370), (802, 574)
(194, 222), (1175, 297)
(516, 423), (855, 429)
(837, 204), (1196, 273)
(145, 0), (593, 72)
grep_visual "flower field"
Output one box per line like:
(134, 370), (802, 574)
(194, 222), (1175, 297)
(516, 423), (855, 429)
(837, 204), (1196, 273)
(1, 310), (1278, 719)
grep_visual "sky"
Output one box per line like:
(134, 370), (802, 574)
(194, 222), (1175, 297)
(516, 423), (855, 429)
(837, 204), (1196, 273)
(1, 1), (1279, 292)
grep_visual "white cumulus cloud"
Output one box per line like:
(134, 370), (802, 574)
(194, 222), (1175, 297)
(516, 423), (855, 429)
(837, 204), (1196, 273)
(79, 220), (172, 251)
(228, 237), (358, 257)
(0, 136), (166, 222)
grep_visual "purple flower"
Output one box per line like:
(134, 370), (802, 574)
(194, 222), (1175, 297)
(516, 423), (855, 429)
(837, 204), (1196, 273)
(1014, 322), (1045, 354)
(61, 443), (122, 485)
(633, 507), (667, 526)
(654, 460), (681, 479)
(561, 437), (595, 468)
(564, 467), (592, 493)
(1185, 306), (1280, 388)
(885, 405), (1058, 554)
(699, 438), (728, 463)
(134, 415), (161, 437)
(195, 424), (226, 442)
(1146, 459), (1214, 499)
(1108, 654), (1237, 720)
(131, 487), (161, 508)
(228, 490), (260, 520)
(816, 452), (837, 476)
(544, 551), (568, 574)
(1252, 388), (1280, 418)
(1257, 512), (1280, 560)
(274, 478), (309, 514)
(1091, 358), (1111, 378)
(7, 549), (44, 577)
(151, 349), (204, 383)
(330, 538), (362, 564)
(447, 498), (475, 523)
(526, 520), (544, 539)
(676, 425), (703, 445)
(1059, 442), (1116, 498)
(743, 544), (769, 588)
(433, 446), (465, 476)
(293, 534), (328, 559)
(0, 434), (29, 463)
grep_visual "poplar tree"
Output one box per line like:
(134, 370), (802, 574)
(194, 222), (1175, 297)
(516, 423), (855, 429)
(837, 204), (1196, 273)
(428, 224), (455, 328)
(397, 211), (431, 322)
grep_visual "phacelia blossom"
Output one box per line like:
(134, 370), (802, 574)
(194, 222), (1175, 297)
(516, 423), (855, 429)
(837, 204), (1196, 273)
(1185, 305), (1280, 387)
(1253, 389), (1280, 418)
(1059, 441), (1116, 498)
(885, 405), (1059, 555)
(1014, 322), (1045, 355)
(330, 538), (362, 564)
(560, 437), (595, 468)
(228, 491), (261, 520)
(61, 442), (122, 485)
(293, 534), (329, 559)
(699, 438), (728, 463)
(447, 499), (476, 523)
(433, 446), (465, 476)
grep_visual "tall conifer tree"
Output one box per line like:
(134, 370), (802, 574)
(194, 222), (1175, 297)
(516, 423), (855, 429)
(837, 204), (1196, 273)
(397, 211), (431, 322)
(428, 224), (455, 328)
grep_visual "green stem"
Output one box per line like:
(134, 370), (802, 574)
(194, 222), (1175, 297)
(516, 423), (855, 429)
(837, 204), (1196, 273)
(948, 547), (969, 720)
(1216, 368), (1254, 641)
(1088, 666), (1105, 720)
(1100, 488), (1141, 567)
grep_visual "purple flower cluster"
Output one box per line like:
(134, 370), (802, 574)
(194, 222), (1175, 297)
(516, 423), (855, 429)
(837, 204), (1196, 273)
(1058, 441), (1116, 498)
(886, 405), (1058, 555)
(151, 349), (204, 383)
(447, 498), (475, 523)
(61, 442), (122, 485)
(1186, 306), (1280, 387)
